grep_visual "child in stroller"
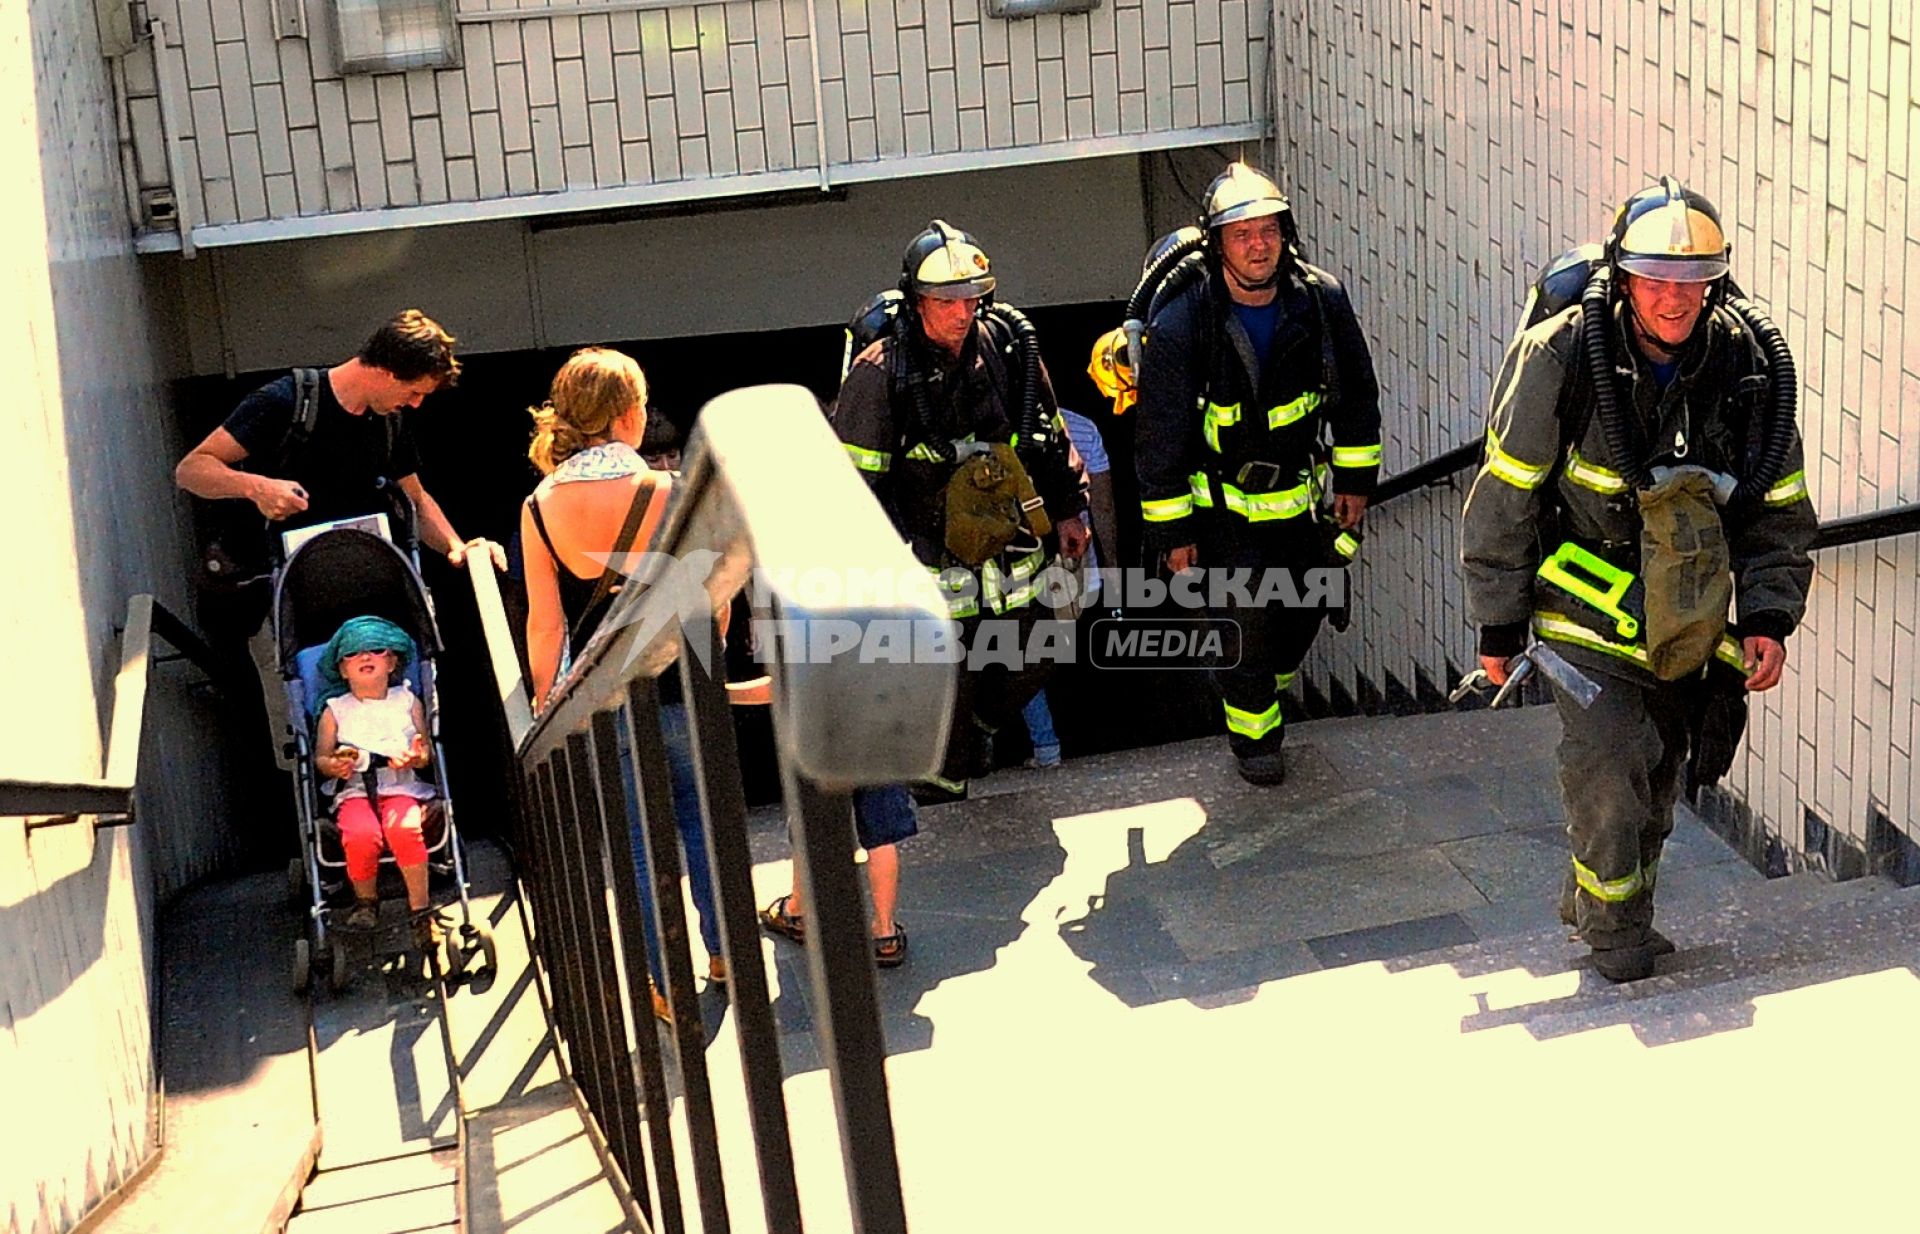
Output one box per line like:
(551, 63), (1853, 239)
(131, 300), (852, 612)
(313, 615), (443, 952)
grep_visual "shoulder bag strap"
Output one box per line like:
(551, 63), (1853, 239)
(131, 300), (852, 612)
(570, 476), (671, 649)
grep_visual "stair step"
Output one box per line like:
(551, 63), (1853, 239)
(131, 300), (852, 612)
(1431, 882), (1920, 1036)
(297, 1148), (457, 1212)
(1390, 871), (1916, 980)
(284, 1177), (456, 1234)
(1518, 920), (1920, 1044)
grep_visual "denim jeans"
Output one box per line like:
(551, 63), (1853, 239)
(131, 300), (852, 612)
(1022, 689), (1062, 766)
(617, 702), (722, 983)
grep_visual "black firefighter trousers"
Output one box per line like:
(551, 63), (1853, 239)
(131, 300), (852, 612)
(1205, 526), (1330, 761)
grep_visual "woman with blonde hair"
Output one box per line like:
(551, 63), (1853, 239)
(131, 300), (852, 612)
(520, 347), (723, 1010)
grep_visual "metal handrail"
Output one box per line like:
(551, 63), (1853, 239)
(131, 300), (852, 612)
(1370, 439), (1479, 505)
(467, 383), (951, 1234)
(0, 596), (227, 824)
(1809, 500), (1920, 550)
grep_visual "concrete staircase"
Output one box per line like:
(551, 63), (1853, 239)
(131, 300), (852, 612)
(711, 705), (1920, 1232)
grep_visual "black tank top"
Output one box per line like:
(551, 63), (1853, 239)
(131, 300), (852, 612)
(527, 487), (685, 705)
(526, 496), (613, 658)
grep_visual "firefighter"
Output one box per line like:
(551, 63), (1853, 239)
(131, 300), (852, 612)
(1461, 178), (1816, 982)
(1133, 163), (1382, 785)
(835, 220), (1091, 800)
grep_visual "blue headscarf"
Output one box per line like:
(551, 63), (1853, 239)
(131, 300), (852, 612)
(318, 616), (418, 707)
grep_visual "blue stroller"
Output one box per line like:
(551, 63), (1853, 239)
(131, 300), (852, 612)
(276, 525), (495, 992)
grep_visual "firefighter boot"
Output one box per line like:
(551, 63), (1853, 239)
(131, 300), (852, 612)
(1589, 939), (1660, 983)
(1235, 750), (1287, 786)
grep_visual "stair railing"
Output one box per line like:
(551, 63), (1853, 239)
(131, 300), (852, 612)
(466, 384), (953, 1234)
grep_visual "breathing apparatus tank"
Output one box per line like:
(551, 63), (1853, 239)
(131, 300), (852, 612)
(1520, 179), (1798, 506)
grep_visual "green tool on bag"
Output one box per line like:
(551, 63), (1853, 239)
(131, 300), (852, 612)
(1538, 542), (1640, 639)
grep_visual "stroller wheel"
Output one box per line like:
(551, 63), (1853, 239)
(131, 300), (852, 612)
(444, 933), (468, 980)
(328, 942), (352, 993)
(292, 938), (312, 994)
(287, 857), (306, 904)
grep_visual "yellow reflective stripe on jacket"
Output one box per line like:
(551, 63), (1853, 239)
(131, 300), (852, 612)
(1763, 469), (1809, 507)
(981, 549), (1047, 613)
(844, 443), (892, 473)
(1142, 493), (1195, 522)
(1223, 700), (1282, 740)
(1333, 531), (1360, 560)
(930, 567), (979, 619)
(1275, 670), (1298, 691)
(1483, 426), (1552, 490)
(1202, 400), (1242, 453)
(1572, 856), (1645, 903)
(1531, 610), (1650, 666)
(905, 432), (976, 463)
(1189, 473), (1215, 508)
(1268, 391), (1322, 430)
(1564, 446), (1628, 494)
(1536, 613), (1754, 679)
(1332, 442), (1382, 468)
(1221, 481), (1313, 522)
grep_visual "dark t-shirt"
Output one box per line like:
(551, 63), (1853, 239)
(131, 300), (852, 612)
(1230, 299), (1282, 374)
(223, 372), (422, 528)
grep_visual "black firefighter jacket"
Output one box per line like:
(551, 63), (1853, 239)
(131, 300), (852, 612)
(1134, 260), (1382, 557)
(835, 319), (1089, 617)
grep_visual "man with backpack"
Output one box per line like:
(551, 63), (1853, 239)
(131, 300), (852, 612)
(175, 309), (487, 572)
(1133, 163), (1383, 786)
(1461, 179), (1816, 982)
(833, 220), (1090, 801)
(175, 309), (496, 776)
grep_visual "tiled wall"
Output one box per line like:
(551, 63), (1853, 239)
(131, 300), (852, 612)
(120, 0), (1268, 237)
(1279, 0), (1920, 865)
(3, 0), (228, 1226)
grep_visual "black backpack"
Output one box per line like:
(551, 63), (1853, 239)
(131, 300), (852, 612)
(198, 368), (327, 589)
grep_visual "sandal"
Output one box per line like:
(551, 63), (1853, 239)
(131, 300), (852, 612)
(760, 895), (805, 943)
(873, 926), (908, 968)
(344, 900), (378, 931)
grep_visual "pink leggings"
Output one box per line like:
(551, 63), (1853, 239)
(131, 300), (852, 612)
(337, 794), (430, 882)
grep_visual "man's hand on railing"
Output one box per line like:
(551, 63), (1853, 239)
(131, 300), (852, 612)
(1332, 493), (1369, 530)
(449, 537), (507, 571)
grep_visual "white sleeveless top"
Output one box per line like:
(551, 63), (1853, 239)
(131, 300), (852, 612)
(324, 684), (436, 801)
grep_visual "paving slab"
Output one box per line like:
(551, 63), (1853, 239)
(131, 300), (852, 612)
(91, 873), (318, 1234)
(464, 1081), (635, 1234)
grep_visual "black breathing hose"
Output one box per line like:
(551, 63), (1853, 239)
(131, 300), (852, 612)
(1580, 265), (1800, 500)
(1128, 228), (1208, 322)
(1146, 252), (1209, 324)
(1725, 295), (1798, 505)
(1580, 267), (1652, 489)
(986, 303), (1046, 446)
(891, 310), (953, 461)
